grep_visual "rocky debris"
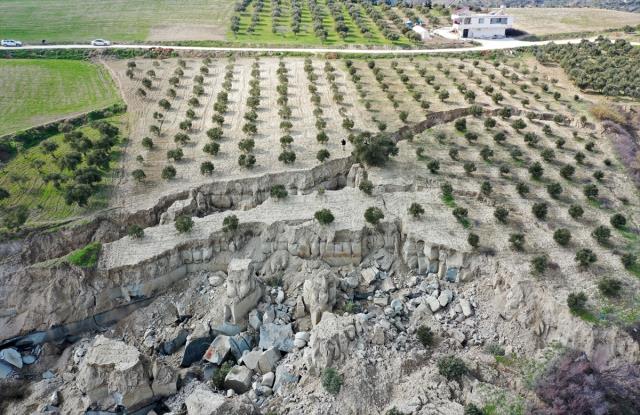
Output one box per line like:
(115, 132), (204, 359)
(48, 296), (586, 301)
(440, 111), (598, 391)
(224, 365), (253, 394)
(460, 299), (473, 317)
(262, 372), (275, 387)
(76, 335), (153, 409)
(427, 296), (441, 312)
(294, 331), (310, 349)
(185, 384), (257, 415)
(159, 329), (189, 355)
(151, 361), (178, 397)
(259, 323), (294, 352)
(302, 269), (338, 326)
(181, 336), (214, 367)
(242, 347), (281, 374)
(273, 363), (300, 393)
(208, 271), (226, 287)
(224, 259), (262, 325)
(0, 348), (23, 369)
(438, 289), (453, 308)
(248, 309), (262, 331)
(204, 333), (253, 365)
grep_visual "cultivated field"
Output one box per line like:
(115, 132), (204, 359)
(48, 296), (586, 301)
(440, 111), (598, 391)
(509, 7), (640, 35)
(0, 59), (120, 136)
(0, 0), (234, 43)
(0, 115), (126, 224)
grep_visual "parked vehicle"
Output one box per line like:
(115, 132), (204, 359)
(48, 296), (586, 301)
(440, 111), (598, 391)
(1, 39), (23, 47)
(91, 39), (111, 46)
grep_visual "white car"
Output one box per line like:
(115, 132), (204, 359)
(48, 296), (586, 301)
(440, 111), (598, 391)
(91, 39), (111, 46)
(1, 40), (22, 47)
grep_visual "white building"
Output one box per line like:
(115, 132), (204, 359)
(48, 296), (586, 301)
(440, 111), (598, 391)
(451, 7), (514, 39)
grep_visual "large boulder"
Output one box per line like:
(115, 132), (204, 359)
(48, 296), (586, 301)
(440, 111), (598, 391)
(306, 313), (364, 373)
(76, 335), (153, 409)
(302, 269), (338, 326)
(259, 323), (294, 352)
(224, 259), (262, 325)
(185, 384), (257, 415)
(224, 365), (253, 394)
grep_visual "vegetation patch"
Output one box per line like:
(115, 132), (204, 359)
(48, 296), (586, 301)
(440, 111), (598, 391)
(67, 241), (101, 267)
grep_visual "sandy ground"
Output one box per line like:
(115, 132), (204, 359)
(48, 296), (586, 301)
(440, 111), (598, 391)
(509, 7), (640, 36)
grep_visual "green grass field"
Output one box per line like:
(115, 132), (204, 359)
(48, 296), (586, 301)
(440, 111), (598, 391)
(0, 59), (120, 136)
(0, 115), (126, 225)
(0, 0), (234, 43)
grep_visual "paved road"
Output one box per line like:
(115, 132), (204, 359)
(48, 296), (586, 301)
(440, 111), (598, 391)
(4, 38), (635, 55)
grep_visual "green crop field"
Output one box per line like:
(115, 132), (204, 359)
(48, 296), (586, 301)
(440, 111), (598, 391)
(0, 0), (234, 43)
(0, 59), (120, 136)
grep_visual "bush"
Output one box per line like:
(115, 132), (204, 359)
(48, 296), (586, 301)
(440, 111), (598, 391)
(132, 169), (146, 182)
(464, 404), (485, 415)
(441, 182), (453, 199)
(494, 207), (509, 223)
(598, 278), (622, 297)
(437, 355), (468, 381)
(408, 202), (425, 218)
(127, 224), (144, 239)
(509, 233), (525, 251)
(212, 361), (233, 390)
(278, 150), (296, 164)
(463, 162), (476, 176)
(568, 204), (584, 219)
(532, 203), (548, 220)
(67, 242), (101, 267)
(175, 215), (194, 233)
(167, 148), (184, 161)
(531, 255), (549, 274)
(454, 118), (467, 132)
(553, 228), (571, 246)
(453, 207), (468, 221)
(200, 161), (214, 175)
(610, 213), (626, 229)
(567, 292), (588, 313)
(621, 253), (636, 269)
(352, 132), (398, 167)
(575, 248), (597, 267)
(467, 233), (480, 249)
(416, 325), (434, 348)
(529, 162), (544, 180)
(317, 149), (330, 162)
(547, 182), (563, 199)
(222, 214), (239, 233)
(480, 181), (492, 196)
(583, 184), (598, 199)
(427, 159), (440, 174)
(560, 164), (575, 180)
(322, 368), (343, 395)
(516, 182), (529, 197)
(315, 209), (334, 225)
(161, 165), (177, 180)
(364, 207), (384, 225)
(591, 225), (611, 245)
(238, 154), (256, 168)
(268, 184), (288, 200)
(359, 179), (374, 195)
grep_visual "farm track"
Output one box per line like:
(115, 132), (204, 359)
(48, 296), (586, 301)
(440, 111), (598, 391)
(4, 37), (638, 55)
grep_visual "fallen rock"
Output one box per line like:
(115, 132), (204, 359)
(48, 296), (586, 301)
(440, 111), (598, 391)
(262, 372), (275, 387)
(257, 347), (281, 374)
(224, 365), (253, 394)
(259, 323), (294, 352)
(273, 364), (300, 393)
(182, 336), (214, 367)
(76, 335), (153, 409)
(460, 299), (473, 317)
(302, 269), (338, 326)
(185, 384), (257, 415)
(426, 296), (441, 313)
(438, 289), (452, 308)
(0, 348), (23, 369)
